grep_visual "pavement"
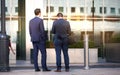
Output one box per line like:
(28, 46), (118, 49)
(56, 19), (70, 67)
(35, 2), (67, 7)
(0, 60), (120, 75)
(0, 66), (120, 75)
(0, 67), (120, 75)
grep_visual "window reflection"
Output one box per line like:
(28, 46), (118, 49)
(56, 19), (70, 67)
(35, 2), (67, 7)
(2, 0), (120, 58)
(43, 0), (120, 59)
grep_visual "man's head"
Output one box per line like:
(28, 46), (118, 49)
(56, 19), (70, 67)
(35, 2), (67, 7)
(34, 8), (41, 16)
(57, 13), (63, 17)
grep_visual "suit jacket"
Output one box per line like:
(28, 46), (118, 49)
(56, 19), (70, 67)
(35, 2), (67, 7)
(29, 17), (45, 42)
(52, 18), (71, 35)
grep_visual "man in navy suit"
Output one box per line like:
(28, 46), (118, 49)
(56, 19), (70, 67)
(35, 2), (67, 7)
(29, 8), (51, 72)
(52, 13), (71, 72)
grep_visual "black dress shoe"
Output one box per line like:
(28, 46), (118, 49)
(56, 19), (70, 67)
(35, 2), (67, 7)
(43, 69), (51, 72)
(35, 69), (41, 72)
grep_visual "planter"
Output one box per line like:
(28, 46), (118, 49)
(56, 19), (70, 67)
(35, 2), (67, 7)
(46, 48), (98, 64)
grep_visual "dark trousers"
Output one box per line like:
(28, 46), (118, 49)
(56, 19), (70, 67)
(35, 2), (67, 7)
(32, 41), (47, 70)
(54, 36), (69, 70)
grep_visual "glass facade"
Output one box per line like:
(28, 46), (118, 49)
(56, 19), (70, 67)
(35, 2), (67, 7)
(1, 0), (120, 62)
(42, 0), (120, 60)
(43, 0), (120, 43)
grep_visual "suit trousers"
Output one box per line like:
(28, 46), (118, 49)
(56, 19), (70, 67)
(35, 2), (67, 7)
(32, 41), (47, 70)
(54, 36), (69, 70)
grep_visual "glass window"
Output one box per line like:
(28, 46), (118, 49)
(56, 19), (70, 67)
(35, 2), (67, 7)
(80, 7), (84, 13)
(50, 6), (54, 12)
(100, 7), (107, 14)
(110, 7), (115, 14)
(15, 7), (18, 13)
(59, 7), (63, 12)
(100, 7), (102, 13)
(71, 7), (75, 13)
(5, 7), (8, 12)
(43, 0), (120, 59)
(101, 31), (114, 43)
(46, 6), (54, 13)
(104, 7), (107, 14)
(119, 8), (120, 14)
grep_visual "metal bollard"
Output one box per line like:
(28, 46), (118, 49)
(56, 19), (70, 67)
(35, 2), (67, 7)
(84, 34), (89, 70)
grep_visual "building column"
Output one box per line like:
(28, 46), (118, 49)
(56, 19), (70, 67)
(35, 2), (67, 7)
(16, 0), (26, 60)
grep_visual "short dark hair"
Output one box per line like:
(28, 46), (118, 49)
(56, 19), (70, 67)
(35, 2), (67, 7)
(34, 8), (41, 15)
(57, 13), (63, 17)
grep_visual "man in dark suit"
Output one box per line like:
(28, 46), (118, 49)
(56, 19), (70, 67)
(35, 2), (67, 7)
(52, 13), (71, 72)
(29, 8), (51, 72)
